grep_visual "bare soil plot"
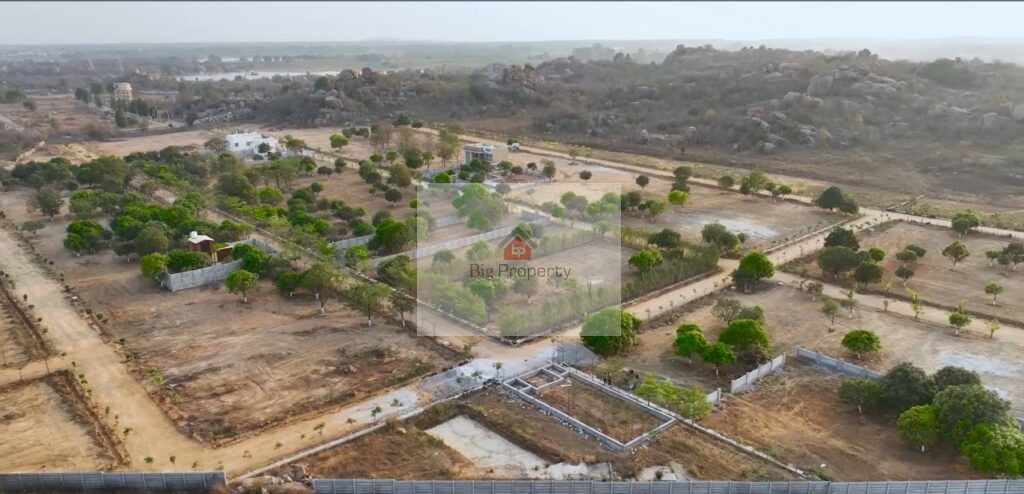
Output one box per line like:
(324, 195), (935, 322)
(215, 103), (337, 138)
(9, 202), (460, 444)
(0, 372), (124, 472)
(88, 128), (217, 157)
(1, 94), (109, 136)
(0, 287), (48, 367)
(793, 221), (1024, 321)
(535, 378), (662, 443)
(630, 284), (1024, 416)
(290, 387), (796, 480)
(274, 420), (475, 480)
(701, 365), (979, 480)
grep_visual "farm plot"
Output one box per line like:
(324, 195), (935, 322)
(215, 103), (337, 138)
(627, 285), (1024, 416)
(7, 201), (461, 444)
(0, 372), (124, 472)
(793, 221), (1024, 321)
(701, 365), (979, 480)
(285, 387), (796, 480)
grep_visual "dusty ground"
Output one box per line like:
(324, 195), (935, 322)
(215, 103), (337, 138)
(791, 220), (1024, 321)
(626, 284), (1024, 416)
(0, 372), (121, 471)
(511, 177), (838, 251)
(0, 287), (47, 368)
(2, 190), (461, 444)
(290, 387), (796, 480)
(277, 419), (475, 480)
(702, 365), (979, 480)
(536, 378), (663, 443)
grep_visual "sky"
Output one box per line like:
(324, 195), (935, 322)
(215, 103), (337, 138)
(2, 1), (1024, 45)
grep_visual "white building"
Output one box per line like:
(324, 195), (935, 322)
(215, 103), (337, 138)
(464, 143), (495, 165)
(226, 131), (278, 156)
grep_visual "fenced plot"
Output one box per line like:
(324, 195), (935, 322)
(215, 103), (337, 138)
(503, 364), (676, 451)
(162, 238), (275, 292)
(314, 479), (1024, 494)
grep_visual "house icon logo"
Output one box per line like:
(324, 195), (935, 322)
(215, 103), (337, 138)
(500, 228), (537, 261)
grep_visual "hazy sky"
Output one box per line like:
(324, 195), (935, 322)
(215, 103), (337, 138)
(2, 1), (1024, 45)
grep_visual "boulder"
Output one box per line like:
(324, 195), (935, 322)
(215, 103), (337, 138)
(806, 75), (833, 97)
(981, 112), (1018, 134)
(1013, 103), (1024, 122)
(761, 142), (778, 154)
(782, 92), (803, 106)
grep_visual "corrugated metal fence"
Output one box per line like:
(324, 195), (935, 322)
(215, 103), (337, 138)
(314, 479), (1024, 494)
(0, 471), (225, 492)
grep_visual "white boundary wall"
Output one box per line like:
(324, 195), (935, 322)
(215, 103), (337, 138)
(731, 354), (787, 393)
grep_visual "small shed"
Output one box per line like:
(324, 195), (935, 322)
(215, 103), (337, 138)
(187, 231), (215, 256)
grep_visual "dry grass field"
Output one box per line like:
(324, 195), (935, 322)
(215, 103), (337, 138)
(702, 365), (979, 480)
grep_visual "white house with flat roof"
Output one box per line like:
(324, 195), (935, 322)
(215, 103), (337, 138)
(464, 143), (495, 165)
(226, 131), (278, 156)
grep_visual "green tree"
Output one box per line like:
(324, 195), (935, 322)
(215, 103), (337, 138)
(951, 211), (981, 236)
(542, 161), (557, 181)
(240, 248), (271, 274)
(824, 227), (860, 250)
(133, 226), (169, 256)
(635, 175), (650, 189)
(984, 282), (1004, 305)
(511, 275), (540, 304)
(817, 246), (861, 278)
(948, 303), (972, 337)
(344, 282), (390, 325)
(879, 362), (935, 413)
(841, 329), (881, 359)
(667, 190), (689, 206)
(580, 308), (640, 355)
(302, 262), (344, 314)
(140, 252), (169, 282)
(699, 342), (735, 376)
(33, 188), (63, 219)
(732, 252), (773, 292)
(941, 241), (970, 268)
(867, 247), (886, 263)
(837, 377), (881, 414)
(853, 262), (884, 289)
(717, 174), (736, 188)
(961, 424), (1024, 476)
(677, 385), (713, 419)
(629, 248), (663, 275)
(815, 186), (846, 211)
(579, 170), (592, 182)
(718, 319), (770, 351)
(225, 269), (260, 303)
(933, 384), (1013, 446)
(674, 328), (707, 364)
(897, 405), (940, 452)
(933, 366), (982, 391)
(275, 271), (303, 296)
(895, 266), (915, 286)
(329, 134), (349, 149)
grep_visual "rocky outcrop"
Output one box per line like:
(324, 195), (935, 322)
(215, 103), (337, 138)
(1013, 103), (1024, 123)
(981, 112), (1018, 134)
(806, 75), (833, 97)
